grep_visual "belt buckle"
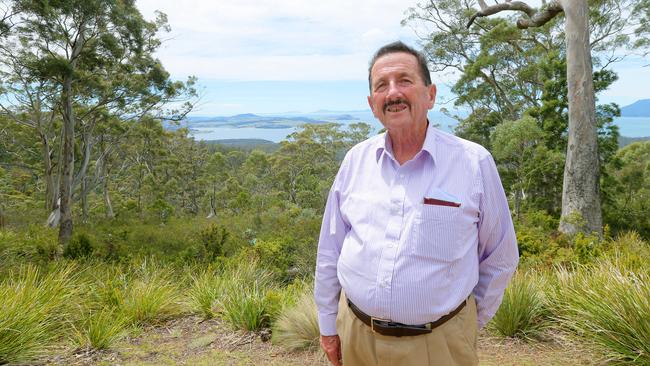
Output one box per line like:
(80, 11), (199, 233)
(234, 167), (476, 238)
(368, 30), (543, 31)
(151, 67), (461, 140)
(370, 316), (390, 333)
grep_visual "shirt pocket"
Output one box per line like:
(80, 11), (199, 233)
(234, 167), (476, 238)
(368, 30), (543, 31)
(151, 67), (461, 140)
(412, 203), (462, 261)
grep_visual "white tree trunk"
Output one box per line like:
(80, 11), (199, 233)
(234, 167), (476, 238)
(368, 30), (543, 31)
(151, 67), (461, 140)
(558, 0), (602, 235)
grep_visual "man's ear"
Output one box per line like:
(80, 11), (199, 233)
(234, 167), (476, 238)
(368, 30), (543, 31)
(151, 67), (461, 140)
(428, 83), (437, 110)
(367, 95), (377, 115)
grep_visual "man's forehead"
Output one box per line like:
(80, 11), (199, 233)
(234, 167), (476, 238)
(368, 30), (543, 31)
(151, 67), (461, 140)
(371, 52), (419, 77)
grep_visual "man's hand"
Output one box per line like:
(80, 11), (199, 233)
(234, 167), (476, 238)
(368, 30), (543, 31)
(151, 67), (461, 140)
(320, 334), (342, 366)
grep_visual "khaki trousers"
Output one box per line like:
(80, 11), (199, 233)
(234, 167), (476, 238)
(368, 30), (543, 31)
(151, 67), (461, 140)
(336, 293), (478, 366)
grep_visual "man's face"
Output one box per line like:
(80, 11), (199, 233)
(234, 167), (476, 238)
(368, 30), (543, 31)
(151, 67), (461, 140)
(367, 52), (436, 132)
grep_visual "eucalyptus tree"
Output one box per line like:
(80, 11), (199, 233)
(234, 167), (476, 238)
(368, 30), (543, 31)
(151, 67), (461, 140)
(0, 0), (195, 243)
(271, 124), (344, 209)
(405, 0), (649, 235)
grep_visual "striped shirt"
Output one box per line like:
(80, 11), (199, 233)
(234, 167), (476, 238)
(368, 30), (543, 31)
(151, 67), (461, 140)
(314, 124), (519, 336)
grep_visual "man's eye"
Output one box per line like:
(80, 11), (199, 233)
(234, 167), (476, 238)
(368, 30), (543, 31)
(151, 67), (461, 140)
(374, 84), (386, 92)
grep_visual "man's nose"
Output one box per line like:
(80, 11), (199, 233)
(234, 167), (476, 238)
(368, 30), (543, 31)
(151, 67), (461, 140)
(386, 81), (402, 99)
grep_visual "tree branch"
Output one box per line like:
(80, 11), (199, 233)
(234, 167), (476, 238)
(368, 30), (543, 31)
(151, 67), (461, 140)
(467, 1), (563, 30)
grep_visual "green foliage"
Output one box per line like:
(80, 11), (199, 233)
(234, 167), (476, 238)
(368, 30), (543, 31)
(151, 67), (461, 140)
(603, 141), (650, 238)
(489, 271), (549, 339)
(0, 226), (59, 264)
(273, 289), (320, 351)
(238, 238), (295, 280)
(0, 263), (76, 364)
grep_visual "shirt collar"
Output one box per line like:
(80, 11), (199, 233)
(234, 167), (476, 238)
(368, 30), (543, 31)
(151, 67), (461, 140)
(374, 121), (437, 165)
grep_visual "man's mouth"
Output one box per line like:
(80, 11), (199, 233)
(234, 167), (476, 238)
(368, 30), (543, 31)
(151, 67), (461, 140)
(384, 100), (409, 113)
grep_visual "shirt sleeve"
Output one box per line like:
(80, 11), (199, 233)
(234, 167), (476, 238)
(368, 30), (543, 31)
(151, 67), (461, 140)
(314, 158), (350, 336)
(473, 153), (519, 328)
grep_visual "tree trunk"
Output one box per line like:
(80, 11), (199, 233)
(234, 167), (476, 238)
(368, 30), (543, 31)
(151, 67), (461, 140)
(81, 177), (88, 223)
(0, 203), (5, 229)
(558, 0), (602, 236)
(57, 74), (75, 245)
(102, 158), (115, 219)
(40, 131), (58, 212)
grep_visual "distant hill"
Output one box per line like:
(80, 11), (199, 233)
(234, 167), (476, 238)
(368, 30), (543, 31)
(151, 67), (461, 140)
(619, 135), (650, 148)
(185, 113), (358, 129)
(621, 99), (650, 117)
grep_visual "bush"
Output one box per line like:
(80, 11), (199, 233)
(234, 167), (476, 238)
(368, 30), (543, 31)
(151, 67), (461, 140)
(549, 260), (650, 364)
(489, 271), (549, 339)
(273, 289), (320, 351)
(63, 233), (94, 259)
(199, 224), (229, 261)
(0, 263), (76, 364)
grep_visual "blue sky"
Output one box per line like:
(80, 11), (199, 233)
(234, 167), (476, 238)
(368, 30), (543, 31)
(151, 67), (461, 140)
(136, 0), (649, 116)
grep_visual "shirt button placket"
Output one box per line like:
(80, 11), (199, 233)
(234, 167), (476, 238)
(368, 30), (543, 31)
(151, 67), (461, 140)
(376, 169), (407, 318)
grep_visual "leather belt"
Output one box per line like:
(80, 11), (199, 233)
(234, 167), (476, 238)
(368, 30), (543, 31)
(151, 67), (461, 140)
(347, 298), (467, 337)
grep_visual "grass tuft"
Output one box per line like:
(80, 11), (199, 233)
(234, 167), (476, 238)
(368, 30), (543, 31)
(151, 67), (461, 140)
(489, 270), (549, 339)
(120, 261), (182, 326)
(72, 307), (128, 350)
(187, 266), (225, 319)
(0, 263), (76, 363)
(216, 261), (279, 331)
(550, 260), (650, 364)
(272, 289), (320, 351)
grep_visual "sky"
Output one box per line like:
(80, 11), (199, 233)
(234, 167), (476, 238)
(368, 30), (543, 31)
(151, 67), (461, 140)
(135, 0), (649, 116)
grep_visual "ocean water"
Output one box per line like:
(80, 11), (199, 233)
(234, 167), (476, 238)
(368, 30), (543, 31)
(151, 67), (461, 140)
(615, 117), (650, 137)
(189, 115), (650, 143)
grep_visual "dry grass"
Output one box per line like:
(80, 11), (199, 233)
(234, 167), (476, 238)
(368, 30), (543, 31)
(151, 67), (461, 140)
(37, 316), (601, 366)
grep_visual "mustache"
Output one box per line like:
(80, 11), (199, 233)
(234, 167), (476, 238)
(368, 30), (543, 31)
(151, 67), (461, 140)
(383, 99), (410, 113)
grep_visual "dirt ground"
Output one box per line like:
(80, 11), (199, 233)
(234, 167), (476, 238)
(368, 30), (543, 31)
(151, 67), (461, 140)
(40, 316), (599, 366)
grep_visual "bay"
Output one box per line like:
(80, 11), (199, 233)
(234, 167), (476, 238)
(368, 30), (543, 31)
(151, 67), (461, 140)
(614, 117), (650, 137)
(188, 114), (650, 143)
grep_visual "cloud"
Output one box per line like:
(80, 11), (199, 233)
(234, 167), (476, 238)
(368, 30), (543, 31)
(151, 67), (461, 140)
(136, 0), (422, 81)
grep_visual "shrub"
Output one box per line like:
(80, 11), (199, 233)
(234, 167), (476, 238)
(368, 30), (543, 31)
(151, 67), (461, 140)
(63, 233), (94, 259)
(550, 260), (650, 364)
(199, 224), (229, 261)
(0, 263), (76, 364)
(489, 271), (549, 339)
(273, 289), (320, 351)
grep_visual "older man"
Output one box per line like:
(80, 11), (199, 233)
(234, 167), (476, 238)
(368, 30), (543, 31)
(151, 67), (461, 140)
(314, 41), (519, 366)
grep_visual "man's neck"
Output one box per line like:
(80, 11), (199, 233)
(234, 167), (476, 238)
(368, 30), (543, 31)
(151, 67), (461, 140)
(387, 121), (428, 165)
